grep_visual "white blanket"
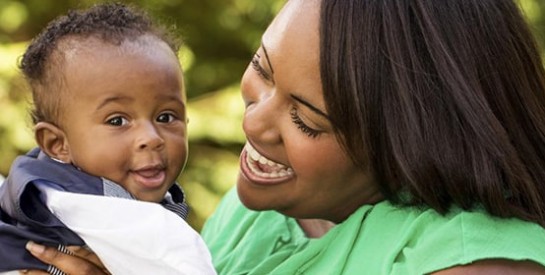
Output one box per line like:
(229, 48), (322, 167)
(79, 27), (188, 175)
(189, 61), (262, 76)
(38, 185), (216, 275)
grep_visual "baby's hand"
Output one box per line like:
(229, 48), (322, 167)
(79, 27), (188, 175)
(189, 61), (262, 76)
(22, 241), (109, 275)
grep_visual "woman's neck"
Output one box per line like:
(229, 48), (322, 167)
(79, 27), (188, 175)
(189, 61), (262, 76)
(297, 219), (336, 238)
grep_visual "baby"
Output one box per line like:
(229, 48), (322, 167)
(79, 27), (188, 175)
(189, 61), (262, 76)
(0, 3), (214, 274)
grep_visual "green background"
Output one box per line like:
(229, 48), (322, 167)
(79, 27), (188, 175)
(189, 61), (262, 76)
(1, 0), (544, 231)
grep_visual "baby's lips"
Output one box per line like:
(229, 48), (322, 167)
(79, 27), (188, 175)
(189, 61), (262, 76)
(134, 168), (162, 178)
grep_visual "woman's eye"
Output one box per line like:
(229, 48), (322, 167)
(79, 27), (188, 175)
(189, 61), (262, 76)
(157, 113), (176, 123)
(107, 116), (128, 126)
(251, 54), (272, 82)
(290, 107), (321, 138)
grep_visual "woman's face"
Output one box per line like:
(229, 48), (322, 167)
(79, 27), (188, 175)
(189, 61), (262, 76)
(237, 0), (382, 222)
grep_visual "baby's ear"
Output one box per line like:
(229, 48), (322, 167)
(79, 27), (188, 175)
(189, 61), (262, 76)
(34, 122), (71, 163)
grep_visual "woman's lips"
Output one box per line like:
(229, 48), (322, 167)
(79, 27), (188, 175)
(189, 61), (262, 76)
(132, 168), (166, 189)
(239, 143), (295, 185)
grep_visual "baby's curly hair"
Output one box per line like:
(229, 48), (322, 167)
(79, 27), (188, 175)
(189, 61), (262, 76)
(19, 3), (181, 125)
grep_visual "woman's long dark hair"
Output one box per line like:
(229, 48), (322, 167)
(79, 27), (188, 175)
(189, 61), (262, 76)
(320, 0), (545, 226)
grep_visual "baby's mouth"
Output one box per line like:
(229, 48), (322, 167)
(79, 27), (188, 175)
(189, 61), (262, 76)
(131, 166), (166, 189)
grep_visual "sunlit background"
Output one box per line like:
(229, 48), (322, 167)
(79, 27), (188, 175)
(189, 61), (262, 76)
(0, 0), (544, 231)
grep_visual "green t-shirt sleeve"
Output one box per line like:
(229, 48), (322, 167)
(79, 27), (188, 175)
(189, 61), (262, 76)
(386, 207), (545, 274)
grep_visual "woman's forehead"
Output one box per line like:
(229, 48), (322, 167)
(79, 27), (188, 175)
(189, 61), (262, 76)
(261, 0), (320, 54)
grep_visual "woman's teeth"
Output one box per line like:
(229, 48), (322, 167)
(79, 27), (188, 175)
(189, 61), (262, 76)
(245, 143), (294, 178)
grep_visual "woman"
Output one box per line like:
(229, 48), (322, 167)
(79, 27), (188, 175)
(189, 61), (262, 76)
(24, 0), (545, 274)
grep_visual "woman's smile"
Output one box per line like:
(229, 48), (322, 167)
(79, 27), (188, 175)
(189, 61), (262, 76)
(240, 143), (294, 184)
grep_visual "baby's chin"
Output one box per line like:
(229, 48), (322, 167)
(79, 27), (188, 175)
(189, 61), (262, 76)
(133, 190), (168, 203)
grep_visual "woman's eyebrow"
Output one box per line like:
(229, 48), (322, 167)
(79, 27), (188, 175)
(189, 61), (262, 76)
(261, 42), (275, 75)
(290, 94), (330, 120)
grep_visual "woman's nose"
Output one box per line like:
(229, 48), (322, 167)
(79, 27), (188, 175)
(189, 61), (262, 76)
(241, 73), (282, 144)
(136, 122), (165, 150)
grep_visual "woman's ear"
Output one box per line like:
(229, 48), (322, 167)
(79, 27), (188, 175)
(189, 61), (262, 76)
(34, 122), (71, 163)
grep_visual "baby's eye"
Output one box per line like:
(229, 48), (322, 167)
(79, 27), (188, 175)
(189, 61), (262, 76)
(157, 113), (176, 123)
(107, 116), (129, 126)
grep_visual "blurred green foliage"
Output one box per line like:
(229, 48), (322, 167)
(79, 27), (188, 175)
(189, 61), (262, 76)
(0, 0), (544, 231)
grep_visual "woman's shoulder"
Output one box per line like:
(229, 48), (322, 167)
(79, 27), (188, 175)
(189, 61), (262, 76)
(352, 201), (545, 274)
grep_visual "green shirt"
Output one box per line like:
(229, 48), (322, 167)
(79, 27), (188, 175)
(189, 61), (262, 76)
(202, 188), (545, 274)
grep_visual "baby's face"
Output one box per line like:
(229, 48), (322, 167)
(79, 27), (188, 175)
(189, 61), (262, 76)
(57, 35), (187, 202)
